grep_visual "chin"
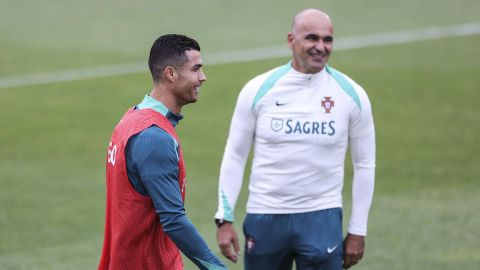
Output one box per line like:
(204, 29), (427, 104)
(305, 66), (323, 74)
(312, 64), (326, 72)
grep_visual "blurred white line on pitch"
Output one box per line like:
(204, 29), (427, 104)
(1, 21), (480, 89)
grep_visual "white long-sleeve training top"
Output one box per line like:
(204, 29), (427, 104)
(215, 63), (376, 235)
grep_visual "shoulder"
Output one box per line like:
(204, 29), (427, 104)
(138, 125), (174, 140)
(239, 63), (292, 109)
(129, 125), (178, 158)
(326, 66), (371, 110)
(242, 64), (290, 93)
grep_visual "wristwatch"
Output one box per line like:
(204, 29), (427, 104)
(215, 218), (231, 228)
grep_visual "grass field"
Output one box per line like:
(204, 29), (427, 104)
(1, 1), (480, 269)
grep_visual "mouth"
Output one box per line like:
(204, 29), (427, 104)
(194, 86), (200, 94)
(308, 49), (328, 60)
(309, 52), (325, 60)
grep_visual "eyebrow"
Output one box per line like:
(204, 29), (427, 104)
(306, 33), (333, 40)
(192, 63), (203, 70)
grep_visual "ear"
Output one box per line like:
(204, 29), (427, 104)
(287, 32), (294, 49)
(164, 66), (176, 82)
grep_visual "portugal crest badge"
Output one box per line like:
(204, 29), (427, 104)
(321, 97), (334, 113)
(246, 235), (256, 254)
(271, 118), (284, 132)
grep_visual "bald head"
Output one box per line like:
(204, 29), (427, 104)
(288, 9), (334, 74)
(291, 9), (333, 34)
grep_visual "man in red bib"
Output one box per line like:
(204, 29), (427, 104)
(98, 34), (226, 270)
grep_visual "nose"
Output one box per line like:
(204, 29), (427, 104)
(199, 69), (207, 82)
(314, 40), (325, 52)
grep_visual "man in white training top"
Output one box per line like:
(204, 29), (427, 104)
(214, 8), (376, 270)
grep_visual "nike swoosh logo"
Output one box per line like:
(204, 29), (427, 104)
(275, 101), (288, 106)
(327, 245), (338, 253)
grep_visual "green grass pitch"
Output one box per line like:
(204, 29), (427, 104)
(1, 1), (480, 269)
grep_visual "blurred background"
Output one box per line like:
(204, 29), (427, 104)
(1, 0), (479, 269)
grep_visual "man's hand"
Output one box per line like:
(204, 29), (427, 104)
(343, 233), (365, 269)
(217, 222), (241, 263)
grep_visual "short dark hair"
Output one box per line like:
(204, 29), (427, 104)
(148, 34), (201, 82)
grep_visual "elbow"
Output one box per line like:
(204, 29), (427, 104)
(159, 211), (188, 234)
(353, 162), (376, 171)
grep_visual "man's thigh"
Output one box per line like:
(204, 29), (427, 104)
(242, 214), (294, 270)
(293, 208), (344, 270)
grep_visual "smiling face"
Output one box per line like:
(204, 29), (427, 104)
(288, 9), (334, 74)
(172, 49), (206, 106)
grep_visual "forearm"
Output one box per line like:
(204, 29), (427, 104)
(348, 167), (375, 235)
(215, 129), (253, 221)
(348, 133), (375, 235)
(165, 214), (226, 269)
